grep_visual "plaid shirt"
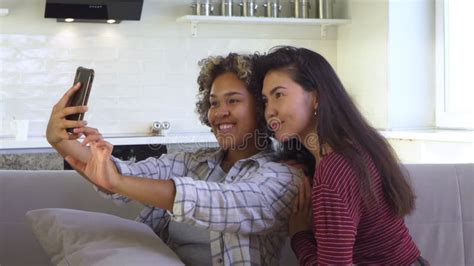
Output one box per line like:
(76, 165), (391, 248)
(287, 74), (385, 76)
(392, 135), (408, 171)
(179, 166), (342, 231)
(96, 148), (303, 265)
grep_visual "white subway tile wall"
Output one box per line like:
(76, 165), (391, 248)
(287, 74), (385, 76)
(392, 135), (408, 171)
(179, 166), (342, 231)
(0, 0), (340, 138)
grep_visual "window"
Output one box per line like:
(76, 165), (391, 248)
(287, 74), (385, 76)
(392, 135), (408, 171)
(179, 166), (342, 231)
(436, 0), (474, 129)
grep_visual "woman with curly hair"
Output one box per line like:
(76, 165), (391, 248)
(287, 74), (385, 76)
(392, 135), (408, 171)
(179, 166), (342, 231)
(46, 53), (303, 265)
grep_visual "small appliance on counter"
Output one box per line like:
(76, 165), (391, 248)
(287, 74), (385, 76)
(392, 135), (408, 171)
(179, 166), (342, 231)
(150, 121), (171, 136)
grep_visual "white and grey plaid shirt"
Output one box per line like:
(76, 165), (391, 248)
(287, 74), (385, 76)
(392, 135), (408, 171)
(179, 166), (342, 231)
(97, 147), (303, 265)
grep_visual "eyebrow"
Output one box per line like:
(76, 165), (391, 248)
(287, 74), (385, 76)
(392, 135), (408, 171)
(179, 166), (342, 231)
(210, 91), (244, 98)
(264, 86), (286, 97)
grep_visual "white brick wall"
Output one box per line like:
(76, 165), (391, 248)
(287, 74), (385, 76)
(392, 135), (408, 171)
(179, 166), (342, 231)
(0, 0), (339, 138)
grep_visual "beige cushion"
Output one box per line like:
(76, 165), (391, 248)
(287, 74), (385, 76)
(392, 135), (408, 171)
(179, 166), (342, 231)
(25, 208), (183, 266)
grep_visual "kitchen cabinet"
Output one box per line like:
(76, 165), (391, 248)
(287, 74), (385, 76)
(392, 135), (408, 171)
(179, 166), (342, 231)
(176, 15), (349, 38)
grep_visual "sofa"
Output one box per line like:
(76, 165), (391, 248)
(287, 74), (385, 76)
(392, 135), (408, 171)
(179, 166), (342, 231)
(0, 164), (472, 266)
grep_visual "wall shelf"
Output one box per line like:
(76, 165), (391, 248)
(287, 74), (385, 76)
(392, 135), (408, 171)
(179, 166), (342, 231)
(176, 15), (350, 38)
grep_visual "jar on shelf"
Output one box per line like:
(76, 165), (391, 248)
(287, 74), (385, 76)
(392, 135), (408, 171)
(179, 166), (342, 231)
(263, 0), (282, 18)
(291, 0), (311, 18)
(221, 0), (234, 16)
(191, 0), (215, 16)
(315, 0), (334, 19)
(240, 0), (258, 17)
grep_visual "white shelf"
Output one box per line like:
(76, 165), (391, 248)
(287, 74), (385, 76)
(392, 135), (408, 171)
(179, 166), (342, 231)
(176, 15), (350, 37)
(177, 15), (349, 26)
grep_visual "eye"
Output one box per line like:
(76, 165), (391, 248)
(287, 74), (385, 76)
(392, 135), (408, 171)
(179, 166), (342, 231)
(228, 98), (240, 104)
(275, 92), (283, 99)
(210, 101), (218, 107)
(262, 97), (268, 105)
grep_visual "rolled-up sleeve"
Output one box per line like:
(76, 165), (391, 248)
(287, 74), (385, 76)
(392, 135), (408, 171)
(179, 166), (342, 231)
(93, 152), (189, 205)
(110, 154), (175, 179)
(171, 162), (303, 234)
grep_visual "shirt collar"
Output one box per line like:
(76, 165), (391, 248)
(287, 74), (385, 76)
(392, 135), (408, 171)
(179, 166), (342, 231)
(198, 147), (275, 169)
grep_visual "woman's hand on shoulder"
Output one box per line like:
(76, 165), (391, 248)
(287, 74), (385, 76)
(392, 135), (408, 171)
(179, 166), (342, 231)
(289, 176), (313, 237)
(281, 159), (308, 173)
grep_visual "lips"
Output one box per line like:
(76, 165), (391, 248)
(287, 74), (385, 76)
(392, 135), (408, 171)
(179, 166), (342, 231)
(267, 118), (283, 131)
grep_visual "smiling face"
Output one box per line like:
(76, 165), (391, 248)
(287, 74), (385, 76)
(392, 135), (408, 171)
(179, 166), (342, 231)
(262, 70), (318, 142)
(207, 72), (259, 151)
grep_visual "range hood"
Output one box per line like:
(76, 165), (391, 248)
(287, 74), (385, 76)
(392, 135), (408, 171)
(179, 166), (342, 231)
(44, 0), (144, 23)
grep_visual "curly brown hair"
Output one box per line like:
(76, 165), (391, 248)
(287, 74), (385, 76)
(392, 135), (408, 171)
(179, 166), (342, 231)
(195, 53), (267, 137)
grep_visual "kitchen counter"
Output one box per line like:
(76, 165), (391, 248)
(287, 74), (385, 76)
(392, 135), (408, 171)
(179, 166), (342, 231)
(2, 130), (472, 151)
(0, 132), (217, 153)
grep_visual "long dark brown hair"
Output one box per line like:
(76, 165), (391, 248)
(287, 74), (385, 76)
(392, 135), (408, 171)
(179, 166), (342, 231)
(256, 46), (415, 217)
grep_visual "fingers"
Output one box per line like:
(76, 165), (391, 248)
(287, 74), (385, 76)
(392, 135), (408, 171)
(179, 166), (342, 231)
(54, 129), (80, 141)
(302, 177), (312, 213)
(95, 139), (114, 153)
(50, 105), (88, 134)
(60, 105), (88, 118)
(67, 133), (83, 140)
(78, 126), (100, 136)
(57, 83), (82, 108)
(57, 120), (87, 139)
(61, 119), (88, 130)
(89, 140), (114, 164)
(294, 163), (306, 170)
(281, 160), (306, 171)
(293, 195), (299, 214)
(81, 133), (103, 146)
(298, 180), (306, 212)
(281, 159), (298, 166)
(293, 177), (312, 215)
(79, 127), (103, 146)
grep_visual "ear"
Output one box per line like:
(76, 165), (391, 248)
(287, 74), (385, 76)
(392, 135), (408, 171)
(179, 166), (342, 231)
(311, 91), (319, 111)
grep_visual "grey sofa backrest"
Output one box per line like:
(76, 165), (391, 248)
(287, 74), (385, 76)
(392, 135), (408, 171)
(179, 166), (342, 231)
(0, 164), (473, 266)
(404, 164), (473, 266)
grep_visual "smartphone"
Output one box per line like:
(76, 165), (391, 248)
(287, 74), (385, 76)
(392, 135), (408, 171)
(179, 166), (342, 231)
(66, 67), (94, 133)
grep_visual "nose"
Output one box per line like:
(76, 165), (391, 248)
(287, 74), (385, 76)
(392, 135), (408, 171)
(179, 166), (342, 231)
(215, 105), (230, 118)
(264, 103), (277, 122)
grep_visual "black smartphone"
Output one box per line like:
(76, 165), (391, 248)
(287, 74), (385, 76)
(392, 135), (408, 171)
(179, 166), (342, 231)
(66, 67), (94, 133)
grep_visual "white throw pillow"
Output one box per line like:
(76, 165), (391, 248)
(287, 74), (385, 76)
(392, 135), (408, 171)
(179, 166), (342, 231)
(25, 208), (183, 266)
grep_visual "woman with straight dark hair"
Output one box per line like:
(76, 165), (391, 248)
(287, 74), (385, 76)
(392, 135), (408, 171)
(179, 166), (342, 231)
(257, 46), (429, 265)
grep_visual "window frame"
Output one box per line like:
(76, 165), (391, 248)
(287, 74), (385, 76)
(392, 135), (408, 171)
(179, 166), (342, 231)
(435, 0), (474, 129)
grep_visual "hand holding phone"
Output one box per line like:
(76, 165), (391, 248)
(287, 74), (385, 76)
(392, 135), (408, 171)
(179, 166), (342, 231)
(66, 67), (94, 133)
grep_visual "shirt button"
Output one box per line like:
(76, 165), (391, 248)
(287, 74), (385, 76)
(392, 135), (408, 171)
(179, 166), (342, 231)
(217, 258), (223, 264)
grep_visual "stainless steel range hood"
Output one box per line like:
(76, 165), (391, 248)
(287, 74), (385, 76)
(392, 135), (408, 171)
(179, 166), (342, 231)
(44, 0), (144, 23)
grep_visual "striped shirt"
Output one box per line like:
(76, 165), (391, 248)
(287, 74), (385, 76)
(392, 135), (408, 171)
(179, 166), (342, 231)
(96, 147), (303, 265)
(291, 152), (420, 265)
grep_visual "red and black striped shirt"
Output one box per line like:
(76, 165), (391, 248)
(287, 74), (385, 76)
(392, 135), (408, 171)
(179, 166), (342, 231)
(291, 152), (420, 265)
